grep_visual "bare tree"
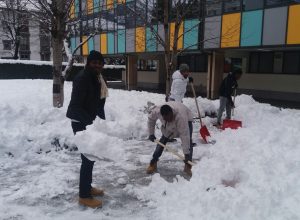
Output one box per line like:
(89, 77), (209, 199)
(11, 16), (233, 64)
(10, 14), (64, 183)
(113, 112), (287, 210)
(0, 0), (31, 59)
(126, 0), (202, 95)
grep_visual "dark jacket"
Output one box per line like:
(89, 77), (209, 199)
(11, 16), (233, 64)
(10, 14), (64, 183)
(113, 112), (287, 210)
(66, 68), (101, 126)
(219, 73), (238, 104)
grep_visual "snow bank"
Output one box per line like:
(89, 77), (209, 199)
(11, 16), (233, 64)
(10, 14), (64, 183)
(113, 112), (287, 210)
(0, 79), (299, 220)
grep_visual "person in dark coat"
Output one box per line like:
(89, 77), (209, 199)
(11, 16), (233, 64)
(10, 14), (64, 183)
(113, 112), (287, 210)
(66, 50), (106, 208)
(217, 69), (242, 125)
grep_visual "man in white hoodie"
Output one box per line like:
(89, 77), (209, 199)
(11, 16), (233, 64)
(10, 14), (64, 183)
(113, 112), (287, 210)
(146, 102), (194, 176)
(168, 63), (193, 102)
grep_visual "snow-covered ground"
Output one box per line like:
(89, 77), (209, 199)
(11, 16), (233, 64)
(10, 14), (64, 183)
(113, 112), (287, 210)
(0, 80), (299, 220)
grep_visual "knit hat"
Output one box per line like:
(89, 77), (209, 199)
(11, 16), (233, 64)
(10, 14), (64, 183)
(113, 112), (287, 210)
(87, 50), (104, 64)
(179, 63), (189, 73)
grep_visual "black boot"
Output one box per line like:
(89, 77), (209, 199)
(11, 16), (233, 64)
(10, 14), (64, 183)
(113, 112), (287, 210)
(79, 154), (95, 198)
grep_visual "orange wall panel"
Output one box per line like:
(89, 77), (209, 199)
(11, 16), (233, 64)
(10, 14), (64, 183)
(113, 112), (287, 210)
(87, 0), (93, 14)
(221, 13), (241, 48)
(287, 5), (300, 44)
(100, 34), (107, 54)
(169, 22), (184, 50)
(136, 27), (146, 52)
(82, 36), (89, 56)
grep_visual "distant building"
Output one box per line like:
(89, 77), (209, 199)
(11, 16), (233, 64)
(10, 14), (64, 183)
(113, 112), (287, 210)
(68, 0), (300, 103)
(0, 6), (51, 61)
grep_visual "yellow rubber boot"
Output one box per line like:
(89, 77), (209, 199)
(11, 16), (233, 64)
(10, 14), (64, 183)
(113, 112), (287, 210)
(146, 162), (157, 174)
(91, 187), (104, 196)
(79, 197), (102, 208)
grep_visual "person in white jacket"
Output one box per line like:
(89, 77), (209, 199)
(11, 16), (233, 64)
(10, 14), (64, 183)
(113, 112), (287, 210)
(169, 63), (193, 102)
(146, 102), (194, 176)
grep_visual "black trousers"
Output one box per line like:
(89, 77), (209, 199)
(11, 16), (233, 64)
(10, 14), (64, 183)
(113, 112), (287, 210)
(71, 122), (86, 135)
(79, 154), (95, 198)
(98, 98), (106, 120)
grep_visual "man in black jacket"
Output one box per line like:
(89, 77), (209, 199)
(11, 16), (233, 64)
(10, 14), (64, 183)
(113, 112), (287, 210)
(217, 69), (242, 125)
(67, 50), (105, 208)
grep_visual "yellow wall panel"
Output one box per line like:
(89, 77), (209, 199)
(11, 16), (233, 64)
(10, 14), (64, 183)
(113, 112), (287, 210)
(169, 22), (184, 50)
(177, 22), (184, 50)
(221, 13), (241, 48)
(87, 0), (93, 14)
(169, 22), (175, 50)
(136, 27), (146, 52)
(287, 5), (300, 44)
(69, 1), (75, 18)
(100, 34), (107, 54)
(82, 36), (89, 56)
(107, 0), (114, 9)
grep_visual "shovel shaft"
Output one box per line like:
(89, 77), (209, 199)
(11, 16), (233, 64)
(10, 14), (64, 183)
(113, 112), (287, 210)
(154, 140), (196, 166)
(232, 89), (236, 117)
(190, 83), (203, 126)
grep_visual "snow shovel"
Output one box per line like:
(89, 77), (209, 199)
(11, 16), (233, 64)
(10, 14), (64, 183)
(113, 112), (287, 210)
(190, 83), (211, 143)
(154, 140), (196, 166)
(222, 89), (242, 130)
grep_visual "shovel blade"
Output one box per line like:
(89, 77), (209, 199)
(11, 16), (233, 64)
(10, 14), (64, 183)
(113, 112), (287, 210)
(200, 125), (210, 143)
(222, 119), (242, 130)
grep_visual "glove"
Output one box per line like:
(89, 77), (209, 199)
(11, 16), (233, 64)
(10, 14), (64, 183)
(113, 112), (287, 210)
(184, 154), (191, 164)
(189, 77), (193, 83)
(148, 134), (156, 142)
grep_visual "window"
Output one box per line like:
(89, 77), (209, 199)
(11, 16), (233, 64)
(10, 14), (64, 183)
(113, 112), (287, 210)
(249, 52), (273, 73)
(125, 2), (136, 29)
(136, 0), (146, 27)
(19, 51), (30, 60)
(178, 54), (208, 72)
(206, 0), (222, 16)
(265, 0), (295, 7)
(116, 3), (126, 30)
(19, 35), (30, 51)
(259, 52), (274, 73)
(223, 0), (241, 13)
(242, 0), (264, 11)
(3, 40), (12, 50)
(283, 52), (300, 74)
(40, 53), (51, 61)
(137, 59), (158, 71)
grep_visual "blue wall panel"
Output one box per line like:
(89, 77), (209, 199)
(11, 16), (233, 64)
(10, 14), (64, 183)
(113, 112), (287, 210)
(94, 0), (100, 13)
(146, 26), (157, 52)
(107, 33), (115, 54)
(88, 37), (94, 53)
(118, 30), (126, 53)
(183, 19), (199, 49)
(241, 10), (263, 46)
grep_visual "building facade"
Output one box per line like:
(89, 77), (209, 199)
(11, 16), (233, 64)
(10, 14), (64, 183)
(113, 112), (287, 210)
(69, 0), (300, 102)
(0, 8), (51, 61)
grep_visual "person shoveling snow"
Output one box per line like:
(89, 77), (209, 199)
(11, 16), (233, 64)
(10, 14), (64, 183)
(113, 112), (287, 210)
(216, 69), (242, 127)
(67, 50), (107, 209)
(146, 102), (194, 176)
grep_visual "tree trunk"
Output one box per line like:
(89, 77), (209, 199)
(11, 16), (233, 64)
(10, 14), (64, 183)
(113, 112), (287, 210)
(52, 37), (64, 107)
(13, 37), (20, 60)
(163, 0), (171, 95)
(52, 0), (66, 108)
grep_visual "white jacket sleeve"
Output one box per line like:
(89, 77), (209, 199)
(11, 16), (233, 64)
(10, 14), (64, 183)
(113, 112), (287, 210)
(147, 106), (160, 135)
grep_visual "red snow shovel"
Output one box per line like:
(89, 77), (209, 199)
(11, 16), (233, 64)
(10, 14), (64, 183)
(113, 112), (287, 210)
(190, 83), (211, 143)
(222, 90), (242, 130)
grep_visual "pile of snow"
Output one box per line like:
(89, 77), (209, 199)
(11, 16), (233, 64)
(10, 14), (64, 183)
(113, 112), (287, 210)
(0, 79), (299, 220)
